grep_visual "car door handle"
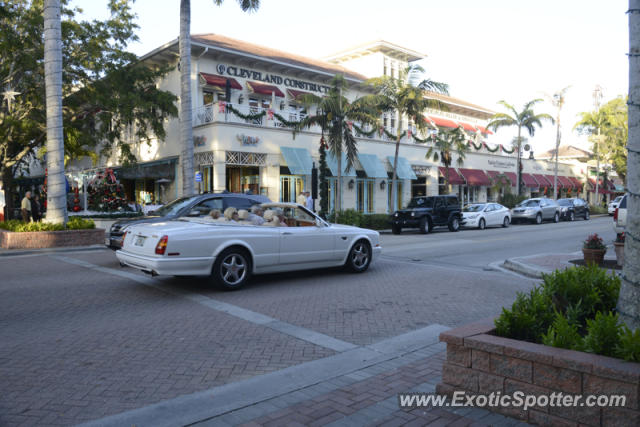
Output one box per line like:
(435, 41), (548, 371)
(340, 236), (347, 240)
(282, 232), (293, 235)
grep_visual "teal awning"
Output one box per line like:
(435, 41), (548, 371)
(281, 147), (313, 175)
(387, 156), (417, 180)
(358, 153), (388, 178)
(326, 153), (357, 177)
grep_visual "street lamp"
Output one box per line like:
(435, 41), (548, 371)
(593, 85), (603, 205)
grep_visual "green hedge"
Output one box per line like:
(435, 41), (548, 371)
(589, 204), (608, 215)
(327, 209), (390, 230)
(498, 193), (527, 209)
(71, 212), (144, 219)
(495, 265), (640, 362)
(0, 217), (95, 232)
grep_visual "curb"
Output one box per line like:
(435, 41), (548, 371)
(502, 258), (548, 279)
(0, 244), (108, 257)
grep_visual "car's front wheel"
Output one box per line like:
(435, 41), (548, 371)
(419, 217), (431, 234)
(534, 213), (542, 225)
(448, 217), (460, 232)
(584, 210), (590, 220)
(212, 247), (252, 290)
(569, 211), (575, 221)
(502, 217), (510, 228)
(345, 240), (372, 273)
(478, 218), (486, 230)
(553, 212), (560, 223)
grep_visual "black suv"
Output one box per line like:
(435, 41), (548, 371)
(390, 194), (464, 234)
(106, 192), (270, 250)
(557, 198), (590, 221)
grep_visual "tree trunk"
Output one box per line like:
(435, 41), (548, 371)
(618, 0), (640, 330)
(391, 116), (402, 212)
(1, 167), (15, 220)
(43, 0), (67, 224)
(553, 108), (561, 200)
(516, 127), (522, 196)
(179, 0), (195, 196)
(336, 149), (342, 214)
(445, 164), (450, 192)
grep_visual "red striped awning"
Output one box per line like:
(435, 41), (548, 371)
(287, 89), (313, 100)
(544, 175), (564, 188)
(199, 73), (242, 90)
(558, 176), (573, 189)
(459, 168), (491, 186)
(521, 173), (539, 188)
(533, 174), (552, 187)
(427, 116), (459, 129)
(247, 81), (285, 97)
(438, 166), (465, 185)
(486, 170), (517, 187)
(569, 177), (583, 188)
(458, 122), (478, 132)
(476, 125), (494, 135)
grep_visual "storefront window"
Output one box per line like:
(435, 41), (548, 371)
(387, 180), (403, 212)
(203, 90), (214, 105)
(412, 177), (427, 197)
(356, 179), (375, 213)
(280, 175), (305, 203)
(226, 166), (260, 194)
(201, 165), (213, 193)
(438, 176), (446, 195)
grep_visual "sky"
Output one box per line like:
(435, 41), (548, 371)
(73, 0), (629, 155)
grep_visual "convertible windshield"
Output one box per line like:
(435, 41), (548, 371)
(153, 197), (197, 216)
(407, 197), (435, 208)
(463, 204), (486, 212)
(517, 200), (540, 208)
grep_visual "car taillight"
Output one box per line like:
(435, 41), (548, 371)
(122, 231), (127, 242)
(614, 208), (619, 221)
(155, 235), (168, 255)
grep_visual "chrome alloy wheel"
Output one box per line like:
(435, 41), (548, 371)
(221, 253), (247, 286)
(351, 242), (370, 269)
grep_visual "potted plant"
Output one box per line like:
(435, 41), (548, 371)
(582, 233), (607, 265)
(614, 232), (625, 266)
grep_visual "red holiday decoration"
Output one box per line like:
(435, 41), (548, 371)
(218, 101), (226, 113)
(87, 169), (128, 212)
(267, 109), (274, 120)
(407, 129), (412, 139)
(347, 121), (353, 131)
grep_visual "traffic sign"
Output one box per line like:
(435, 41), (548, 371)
(195, 171), (202, 182)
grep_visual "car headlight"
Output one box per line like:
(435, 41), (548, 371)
(561, 207), (568, 212)
(466, 214), (479, 219)
(394, 212), (399, 217)
(524, 209), (535, 214)
(411, 212), (415, 217)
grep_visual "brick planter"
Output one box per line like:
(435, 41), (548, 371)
(437, 318), (640, 426)
(0, 228), (105, 249)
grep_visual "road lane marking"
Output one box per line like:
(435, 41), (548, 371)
(50, 255), (357, 353)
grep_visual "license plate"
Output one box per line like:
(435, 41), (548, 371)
(104, 237), (110, 246)
(134, 236), (146, 246)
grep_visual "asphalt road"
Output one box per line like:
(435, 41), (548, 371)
(0, 215), (614, 426)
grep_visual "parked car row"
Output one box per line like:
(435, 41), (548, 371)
(390, 196), (591, 233)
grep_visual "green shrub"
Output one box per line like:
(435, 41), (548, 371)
(542, 312), (583, 350)
(582, 312), (621, 358)
(360, 214), (391, 230)
(494, 287), (555, 343)
(0, 217), (95, 232)
(617, 327), (640, 362)
(328, 210), (390, 230)
(498, 193), (527, 209)
(588, 204), (608, 215)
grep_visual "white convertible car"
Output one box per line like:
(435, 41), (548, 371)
(116, 203), (381, 289)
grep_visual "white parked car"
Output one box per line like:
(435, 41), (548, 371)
(613, 195), (628, 235)
(462, 203), (511, 229)
(116, 203), (381, 289)
(608, 195), (624, 215)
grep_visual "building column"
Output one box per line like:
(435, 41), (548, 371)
(213, 149), (226, 192)
(263, 154), (281, 201)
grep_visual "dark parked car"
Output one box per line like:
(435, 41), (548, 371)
(106, 192), (270, 250)
(390, 194), (464, 234)
(557, 198), (590, 221)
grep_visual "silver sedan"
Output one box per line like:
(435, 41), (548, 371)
(511, 198), (560, 224)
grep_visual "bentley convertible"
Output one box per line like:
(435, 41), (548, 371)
(115, 203), (381, 289)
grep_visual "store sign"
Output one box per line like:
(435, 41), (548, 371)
(195, 171), (202, 182)
(237, 134), (260, 146)
(216, 63), (330, 94)
(425, 108), (480, 125)
(487, 159), (516, 170)
(194, 136), (206, 147)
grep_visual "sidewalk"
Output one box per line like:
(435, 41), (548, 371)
(501, 249), (620, 279)
(0, 244), (106, 257)
(80, 325), (528, 427)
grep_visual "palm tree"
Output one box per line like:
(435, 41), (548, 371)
(367, 65), (448, 211)
(425, 126), (468, 191)
(487, 100), (554, 195)
(546, 86), (570, 200)
(179, 0), (259, 196)
(43, 0), (67, 224)
(296, 75), (380, 213)
(618, 0), (640, 330)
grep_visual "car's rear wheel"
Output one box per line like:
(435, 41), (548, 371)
(535, 213), (542, 225)
(212, 247), (252, 290)
(502, 217), (510, 228)
(392, 224), (402, 234)
(345, 240), (372, 273)
(448, 217), (460, 232)
(584, 210), (590, 220)
(553, 212), (560, 223)
(478, 218), (486, 230)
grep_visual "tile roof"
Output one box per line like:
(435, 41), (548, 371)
(424, 91), (495, 114)
(191, 34), (368, 82)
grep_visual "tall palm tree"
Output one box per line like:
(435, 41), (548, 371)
(618, 0), (640, 330)
(367, 65), (448, 211)
(43, 0), (67, 224)
(296, 75), (380, 213)
(487, 99), (554, 195)
(546, 86), (570, 200)
(425, 126), (468, 191)
(179, 0), (259, 196)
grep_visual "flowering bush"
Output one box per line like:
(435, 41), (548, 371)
(583, 233), (606, 250)
(615, 232), (625, 243)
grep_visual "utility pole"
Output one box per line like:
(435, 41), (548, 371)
(550, 87), (569, 200)
(593, 85), (603, 205)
